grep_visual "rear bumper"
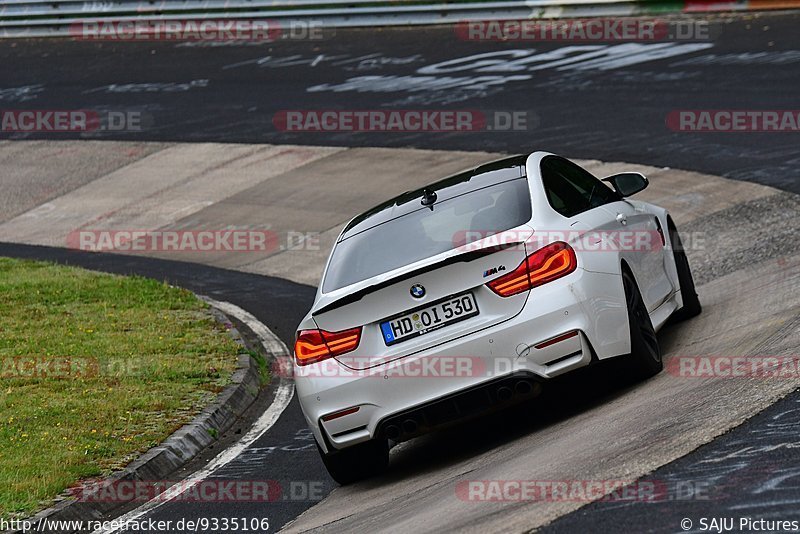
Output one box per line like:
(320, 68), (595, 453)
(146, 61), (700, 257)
(296, 267), (629, 452)
(375, 372), (544, 443)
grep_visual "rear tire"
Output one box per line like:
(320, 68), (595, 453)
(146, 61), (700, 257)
(318, 438), (389, 485)
(623, 270), (663, 380)
(669, 225), (702, 321)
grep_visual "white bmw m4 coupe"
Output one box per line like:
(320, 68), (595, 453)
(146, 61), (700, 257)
(294, 152), (701, 484)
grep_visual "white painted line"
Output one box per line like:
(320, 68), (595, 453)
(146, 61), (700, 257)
(92, 298), (295, 534)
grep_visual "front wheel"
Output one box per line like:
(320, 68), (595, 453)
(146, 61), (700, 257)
(318, 438), (389, 485)
(623, 270), (662, 380)
(669, 225), (702, 321)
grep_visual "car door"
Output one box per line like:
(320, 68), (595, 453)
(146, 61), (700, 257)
(600, 198), (674, 311)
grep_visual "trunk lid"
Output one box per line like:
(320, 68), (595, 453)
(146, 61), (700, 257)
(312, 227), (533, 369)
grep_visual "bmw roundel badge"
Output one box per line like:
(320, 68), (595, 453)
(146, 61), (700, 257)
(410, 284), (426, 299)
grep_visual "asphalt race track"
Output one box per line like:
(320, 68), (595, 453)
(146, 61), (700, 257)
(1, 11), (800, 193)
(1, 9), (799, 534)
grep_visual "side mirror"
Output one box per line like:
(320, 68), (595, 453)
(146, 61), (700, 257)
(603, 172), (648, 197)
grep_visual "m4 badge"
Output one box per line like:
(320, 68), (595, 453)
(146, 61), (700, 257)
(483, 265), (506, 278)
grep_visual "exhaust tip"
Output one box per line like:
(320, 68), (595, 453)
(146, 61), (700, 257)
(402, 419), (419, 434)
(385, 424), (401, 440)
(497, 386), (513, 402)
(514, 380), (533, 396)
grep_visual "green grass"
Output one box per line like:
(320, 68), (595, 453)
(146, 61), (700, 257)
(0, 258), (242, 519)
(246, 348), (271, 387)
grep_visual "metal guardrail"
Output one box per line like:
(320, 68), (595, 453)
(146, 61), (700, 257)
(0, 0), (791, 38)
(7, 0), (594, 20)
(0, 0), (664, 37)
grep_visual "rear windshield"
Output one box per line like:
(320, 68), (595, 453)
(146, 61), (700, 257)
(322, 176), (531, 292)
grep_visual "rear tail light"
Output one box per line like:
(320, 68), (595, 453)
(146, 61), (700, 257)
(487, 241), (577, 297)
(321, 406), (360, 422)
(294, 327), (362, 366)
(534, 330), (579, 349)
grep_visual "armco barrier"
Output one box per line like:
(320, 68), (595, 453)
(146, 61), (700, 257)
(1, 0), (799, 38)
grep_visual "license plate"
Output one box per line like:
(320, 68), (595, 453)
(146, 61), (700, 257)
(380, 292), (479, 346)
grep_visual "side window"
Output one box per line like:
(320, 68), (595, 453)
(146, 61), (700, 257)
(540, 156), (619, 217)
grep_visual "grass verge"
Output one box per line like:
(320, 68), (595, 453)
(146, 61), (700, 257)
(0, 258), (242, 519)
